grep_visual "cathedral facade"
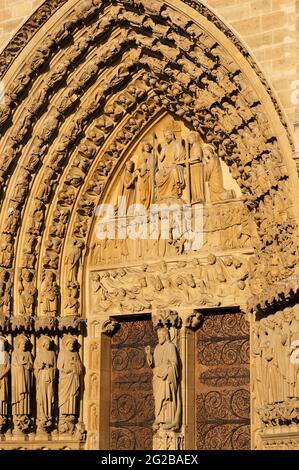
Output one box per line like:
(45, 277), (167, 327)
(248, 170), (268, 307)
(0, 0), (298, 450)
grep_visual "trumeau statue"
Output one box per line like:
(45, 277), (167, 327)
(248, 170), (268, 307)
(34, 336), (56, 431)
(11, 335), (33, 417)
(57, 336), (83, 417)
(145, 327), (182, 432)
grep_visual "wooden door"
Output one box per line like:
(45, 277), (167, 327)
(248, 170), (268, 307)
(195, 310), (250, 450)
(109, 317), (156, 450)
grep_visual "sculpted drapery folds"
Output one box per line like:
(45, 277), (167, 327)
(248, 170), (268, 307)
(156, 128), (185, 201)
(19, 269), (37, 316)
(0, 336), (10, 418)
(203, 144), (236, 202)
(57, 336), (83, 418)
(136, 141), (154, 209)
(187, 131), (205, 204)
(253, 307), (299, 427)
(40, 271), (60, 316)
(34, 336), (56, 431)
(66, 240), (85, 283)
(120, 159), (137, 209)
(145, 328), (182, 432)
(11, 335), (33, 418)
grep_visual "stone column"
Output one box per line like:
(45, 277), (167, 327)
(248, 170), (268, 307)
(86, 316), (119, 450)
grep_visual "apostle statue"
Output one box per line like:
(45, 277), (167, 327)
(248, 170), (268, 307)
(34, 336), (57, 431)
(203, 144), (236, 202)
(145, 327), (182, 431)
(57, 336), (83, 417)
(156, 128), (185, 201)
(0, 336), (10, 419)
(11, 335), (33, 417)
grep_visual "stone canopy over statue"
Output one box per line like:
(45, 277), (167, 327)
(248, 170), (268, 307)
(118, 119), (236, 207)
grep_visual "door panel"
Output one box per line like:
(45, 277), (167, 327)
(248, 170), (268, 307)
(109, 318), (156, 450)
(195, 311), (250, 450)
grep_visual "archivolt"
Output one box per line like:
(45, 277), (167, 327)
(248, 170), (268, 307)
(0, 0), (298, 325)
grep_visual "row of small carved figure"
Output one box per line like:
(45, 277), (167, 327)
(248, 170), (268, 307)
(0, 334), (84, 436)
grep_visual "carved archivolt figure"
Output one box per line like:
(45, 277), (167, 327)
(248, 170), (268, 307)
(120, 159), (137, 209)
(64, 282), (80, 316)
(145, 328), (181, 431)
(19, 269), (37, 316)
(0, 234), (14, 268)
(11, 335), (33, 416)
(65, 240), (84, 283)
(0, 269), (11, 315)
(57, 336), (83, 417)
(40, 271), (60, 316)
(34, 336), (56, 429)
(0, 336), (10, 417)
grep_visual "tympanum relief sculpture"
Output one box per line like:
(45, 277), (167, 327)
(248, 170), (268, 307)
(89, 117), (252, 315)
(90, 116), (254, 269)
(90, 254), (249, 314)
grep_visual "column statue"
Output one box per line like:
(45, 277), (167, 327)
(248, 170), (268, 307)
(0, 336), (10, 431)
(34, 336), (57, 431)
(58, 336), (83, 433)
(11, 335), (33, 432)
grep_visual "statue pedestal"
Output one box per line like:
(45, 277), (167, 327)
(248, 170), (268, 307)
(153, 428), (184, 450)
(260, 424), (299, 450)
